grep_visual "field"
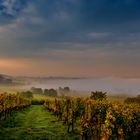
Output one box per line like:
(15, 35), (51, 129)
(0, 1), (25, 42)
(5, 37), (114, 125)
(0, 93), (140, 140)
(0, 105), (79, 140)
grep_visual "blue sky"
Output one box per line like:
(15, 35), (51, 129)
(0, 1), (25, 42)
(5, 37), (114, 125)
(0, 0), (140, 77)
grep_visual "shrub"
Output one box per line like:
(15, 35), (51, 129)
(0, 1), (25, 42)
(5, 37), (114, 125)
(90, 91), (107, 101)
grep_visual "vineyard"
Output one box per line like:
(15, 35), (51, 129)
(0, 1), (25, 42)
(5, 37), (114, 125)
(44, 97), (140, 140)
(0, 93), (140, 140)
(0, 93), (31, 120)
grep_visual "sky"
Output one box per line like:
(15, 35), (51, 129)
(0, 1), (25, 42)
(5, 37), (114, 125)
(0, 0), (140, 77)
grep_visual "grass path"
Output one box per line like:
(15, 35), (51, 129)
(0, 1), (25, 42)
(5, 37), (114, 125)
(0, 105), (79, 140)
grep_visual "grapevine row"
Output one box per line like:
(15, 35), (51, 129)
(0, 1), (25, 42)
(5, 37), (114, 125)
(0, 93), (31, 120)
(44, 97), (140, 140)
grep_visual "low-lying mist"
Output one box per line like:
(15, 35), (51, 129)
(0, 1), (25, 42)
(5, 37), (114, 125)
(0, 77), (140, 96)
(27, 77), (140, 96)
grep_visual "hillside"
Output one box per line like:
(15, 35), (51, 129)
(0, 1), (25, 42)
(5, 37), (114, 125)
(0, 74), (13, 84)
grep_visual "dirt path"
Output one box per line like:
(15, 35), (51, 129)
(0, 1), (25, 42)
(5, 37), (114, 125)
(0, 105), (79, 140)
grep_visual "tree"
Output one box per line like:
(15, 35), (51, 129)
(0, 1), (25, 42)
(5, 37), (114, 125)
(64, 87), (70, 92)
(124, 96), (140, 104)
(44, 89), (49, 95)
(90, 91), (107, 100)
(58, 86), (70, 97)
(44, 88), (57, 97)
(31, 87), (43, 94)
(17, 91), (33, 99)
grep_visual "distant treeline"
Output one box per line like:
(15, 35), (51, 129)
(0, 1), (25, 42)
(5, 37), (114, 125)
(17, 88), (140, 105)
(17, 86), (71, 99)
(31, 87), (57, 97)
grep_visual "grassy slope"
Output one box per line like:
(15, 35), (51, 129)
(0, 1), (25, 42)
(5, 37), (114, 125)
(0, 105), (79, 140)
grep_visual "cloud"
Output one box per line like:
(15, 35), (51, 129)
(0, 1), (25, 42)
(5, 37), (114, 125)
(1, 0), (140, 43)
(0, 0), (140, 77)
(0, 0), (29, 17)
